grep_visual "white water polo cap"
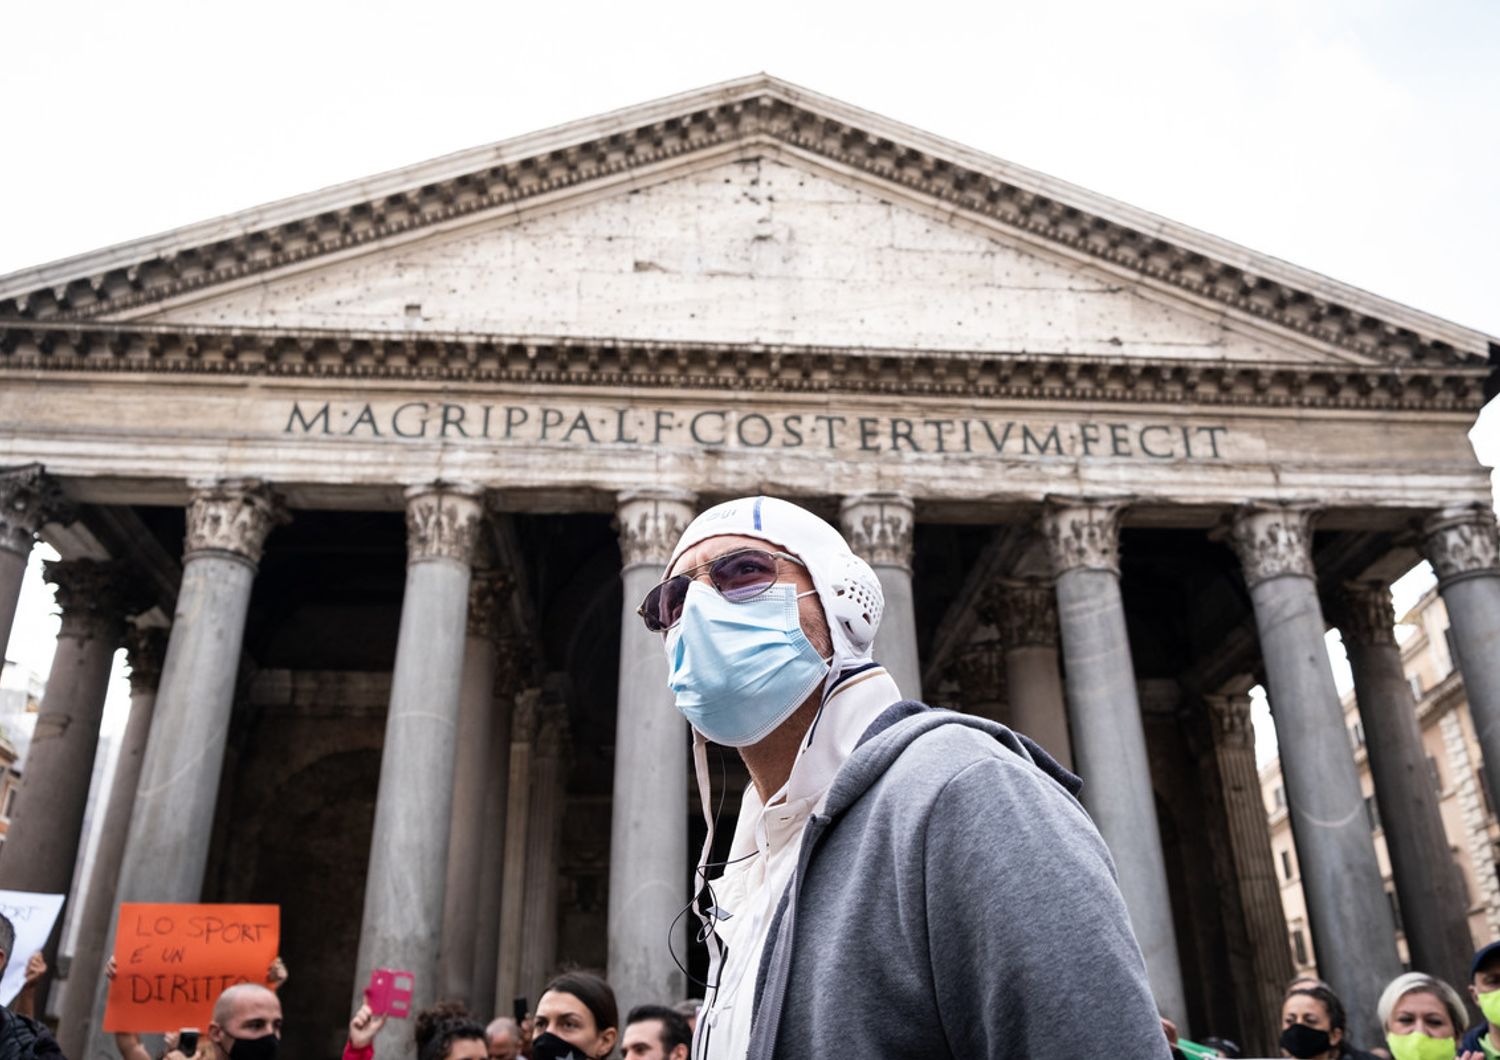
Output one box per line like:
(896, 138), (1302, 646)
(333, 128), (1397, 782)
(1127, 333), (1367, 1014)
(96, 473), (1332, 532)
(665, 496), (884, 674)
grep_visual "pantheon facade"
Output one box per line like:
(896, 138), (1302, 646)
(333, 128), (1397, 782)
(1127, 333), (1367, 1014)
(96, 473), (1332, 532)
(0, 76), (1497, 1057)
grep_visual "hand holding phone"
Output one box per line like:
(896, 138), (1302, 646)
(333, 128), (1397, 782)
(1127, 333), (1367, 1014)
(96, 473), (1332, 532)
(365, 968), (415, 1019)
(177, 1030), (199, 1056)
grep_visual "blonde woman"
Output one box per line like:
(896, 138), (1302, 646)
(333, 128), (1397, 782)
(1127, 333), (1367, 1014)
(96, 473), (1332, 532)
(1376, 972), (1480, 1060)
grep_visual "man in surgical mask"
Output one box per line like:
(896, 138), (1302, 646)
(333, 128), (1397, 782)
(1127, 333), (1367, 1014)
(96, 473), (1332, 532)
(643, 496), (1170, 1060)
(207, 983), (282, 1060)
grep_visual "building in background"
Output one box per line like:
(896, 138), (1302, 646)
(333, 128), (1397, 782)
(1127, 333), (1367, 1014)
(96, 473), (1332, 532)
(1263, 586), (1500, 977)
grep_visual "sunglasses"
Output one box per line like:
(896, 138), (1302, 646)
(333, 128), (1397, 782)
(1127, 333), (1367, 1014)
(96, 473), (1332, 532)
(638, 547), (808, 632)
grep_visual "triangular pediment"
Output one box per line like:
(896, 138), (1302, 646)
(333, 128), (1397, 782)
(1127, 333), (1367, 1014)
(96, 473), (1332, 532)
(0, 74), (1491, 371)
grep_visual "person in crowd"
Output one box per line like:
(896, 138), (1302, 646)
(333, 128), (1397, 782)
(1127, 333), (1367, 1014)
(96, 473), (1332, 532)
(1376, 971), (1479, 1060)
(1462, 941), (1500, 1055)
(621, 1005), (691, 1060)
(345, 999), (487, 1060)
(10, 953), (47, 1021)
(1200, 1036), (1243, 1057)
(531, 972), (618, 1060)
(110, 956), (288, 1060)
(485, 1017), (522, 1060)
(643, 496), (1169, 1058)
(1281, 983), (1385, 1060)
(671, 1001), (699, 1039)
(206, 983), (282, 1059)
(0, 915), (61, 1058)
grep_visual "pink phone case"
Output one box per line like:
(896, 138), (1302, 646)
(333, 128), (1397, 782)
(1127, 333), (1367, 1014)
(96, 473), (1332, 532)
(365, 968), (415, 1018)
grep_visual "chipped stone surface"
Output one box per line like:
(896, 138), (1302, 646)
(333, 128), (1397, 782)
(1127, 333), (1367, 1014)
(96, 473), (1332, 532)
(140, 157), (1308, 363)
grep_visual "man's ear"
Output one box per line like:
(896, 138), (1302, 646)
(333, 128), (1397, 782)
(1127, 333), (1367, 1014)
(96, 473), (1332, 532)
(596, 1027), (618, 1057)
(670, 1045), (689, 1060)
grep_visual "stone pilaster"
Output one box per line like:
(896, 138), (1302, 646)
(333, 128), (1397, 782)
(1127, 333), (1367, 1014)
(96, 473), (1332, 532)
(519, 697), (571, 999)
(355, 484), (483, 1059)
(85, 480), (286, 1060)
(1337, 581), (1473, 992)
(1227, 503), (1399, 1043)
(1040, 497), (1185, 1025)
(58, 624), (169, 1057)
(0, 465), (74, 656)
(981, 577), (1072, 767)
(1421, 506), (1500, 853)
(841, 492), (920, 697)
(609, 489), (695, 1017)
(471, 635), (525, 1015)
(1205, 691), (1294, 1054)
(495, 689), (540, 1014)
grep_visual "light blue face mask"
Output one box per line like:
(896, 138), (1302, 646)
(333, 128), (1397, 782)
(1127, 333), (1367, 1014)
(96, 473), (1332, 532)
(666, 580), (830, 747)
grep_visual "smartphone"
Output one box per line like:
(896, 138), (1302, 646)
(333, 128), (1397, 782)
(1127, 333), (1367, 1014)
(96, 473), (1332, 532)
(178, 1030), (199, 1055)
(513, 995), (528, 1023)
(365, 968), (416, 1018)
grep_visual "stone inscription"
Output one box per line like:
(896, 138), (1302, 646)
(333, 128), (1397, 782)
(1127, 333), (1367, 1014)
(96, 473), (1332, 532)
(284, 401), (1229, 460)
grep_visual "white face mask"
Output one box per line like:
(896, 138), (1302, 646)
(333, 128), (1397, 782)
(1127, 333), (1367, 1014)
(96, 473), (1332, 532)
(666, 581), (829, 747)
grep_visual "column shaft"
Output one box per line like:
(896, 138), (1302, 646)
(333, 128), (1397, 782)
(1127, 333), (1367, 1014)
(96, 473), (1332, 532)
(1423, 509), (1500, 833)
(608, 491), (693, 1016)
(841, 493), (921, 698)
(57, 627), (167, 1058)
(1043, 500), (1187, 1027)
(1230, 504), (1399, 1042)
(85, 480), (286, 1060)
(985, 578), (1073, 770)
(1341, 583), (1473, 991)
(439, 572), (508, 1008)
(470, 684), (514, 1016)
(494, 692), (538, 1014)
(354, 486), (481, 1059)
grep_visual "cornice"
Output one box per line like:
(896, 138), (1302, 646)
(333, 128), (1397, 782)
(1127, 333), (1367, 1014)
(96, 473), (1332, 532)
(0, 82), (1489, 370)
(0, 323), (1487, 412)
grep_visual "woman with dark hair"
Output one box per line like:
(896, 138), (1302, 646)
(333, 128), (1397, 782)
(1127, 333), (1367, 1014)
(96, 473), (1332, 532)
(531, 971), (619, 1060)
(1279, 985), (1381, 1060)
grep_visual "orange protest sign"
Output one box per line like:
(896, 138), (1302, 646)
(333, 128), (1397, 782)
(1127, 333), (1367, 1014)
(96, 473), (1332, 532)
(104, 903), (280, 1033)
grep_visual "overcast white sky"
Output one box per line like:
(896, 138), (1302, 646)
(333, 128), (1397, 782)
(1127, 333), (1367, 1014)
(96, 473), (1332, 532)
(3, 0), (1498, 760)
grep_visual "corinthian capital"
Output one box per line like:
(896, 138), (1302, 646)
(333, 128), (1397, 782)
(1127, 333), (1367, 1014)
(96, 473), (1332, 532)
(1205, 693), (1254, 751)
(1422, 506), (1500, 586)
(185, 480), (289, 566)
(44, 559), (138, 641)
(980, 577), (1058, 648)
(404, 483), (484, 564)
(616, 490), (697, 569)
(840, 493), (915, 570)
(1041, 498), (1127, 576)
(467, 570), (513, 640)
(126, 625), (170, 694)
(0, 465), (75, 558)
(953, 640), (1006, 706)
(1228, 502), (1317, 588)
(1336, 582), (1397, 648)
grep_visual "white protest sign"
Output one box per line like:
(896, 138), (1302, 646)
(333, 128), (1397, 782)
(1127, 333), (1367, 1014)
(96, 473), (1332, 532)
(0, 890), (65, 1005)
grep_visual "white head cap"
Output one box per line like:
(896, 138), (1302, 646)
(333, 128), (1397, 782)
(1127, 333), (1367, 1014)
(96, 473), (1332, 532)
(666, 496), (884, 675)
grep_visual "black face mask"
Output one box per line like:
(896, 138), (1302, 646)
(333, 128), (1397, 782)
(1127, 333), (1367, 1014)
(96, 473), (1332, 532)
(225, 1033), (280, 1060)
(1280, 1022), (1333, 1058)
(529, 1031), (593, 1060)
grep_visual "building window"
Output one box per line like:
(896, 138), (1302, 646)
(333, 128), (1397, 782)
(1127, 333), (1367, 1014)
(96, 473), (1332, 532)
(1281, 849), (1294, 881)
(1408, 674), (1424, 699)
(1428, 756), (1444, 794)
(1351, 720), (1366, 748)
(1274, 785), (1286, 810)
(1292, 929), (1309, 966)
(0, 785), (14, 820)
(1387, 888), (1404, 934)
(1444, 628), (1458, 674)
(1366, 795), (1382, 833)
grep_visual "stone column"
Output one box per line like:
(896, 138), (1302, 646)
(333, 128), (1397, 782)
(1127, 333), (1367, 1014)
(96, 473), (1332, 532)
(57, 625), (169, 1057)
(494, 689), (539, 1014)
(472, 636), (522, 1017)
(1422, 507), (1500, 826)
(952, 640), (1006, 722)
(0, 464), (74, 656)
(983, 577), (1073, 770)
(85, 480), (286, 1060)
(1228, 503), (1400, 1041)
(518, 699), (570, 999)
(353, 484), (482, 1053)
(608, 490), (694, 1015)
(1205, 692), (1295, 1055)
(1339, 582), (1474, 989)
(1041, 498), (1187, 1026)
(841, 493), (921, 698)
(438, 570), (509, 1009)
(0, 560), (134, 895)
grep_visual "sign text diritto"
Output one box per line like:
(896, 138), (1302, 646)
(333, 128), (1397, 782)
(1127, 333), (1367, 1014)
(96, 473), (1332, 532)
(284, 401), (1229, 460)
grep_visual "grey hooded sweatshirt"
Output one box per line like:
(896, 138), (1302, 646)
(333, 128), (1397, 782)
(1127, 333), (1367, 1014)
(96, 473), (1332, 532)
(740, 702), (1172, 1059)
